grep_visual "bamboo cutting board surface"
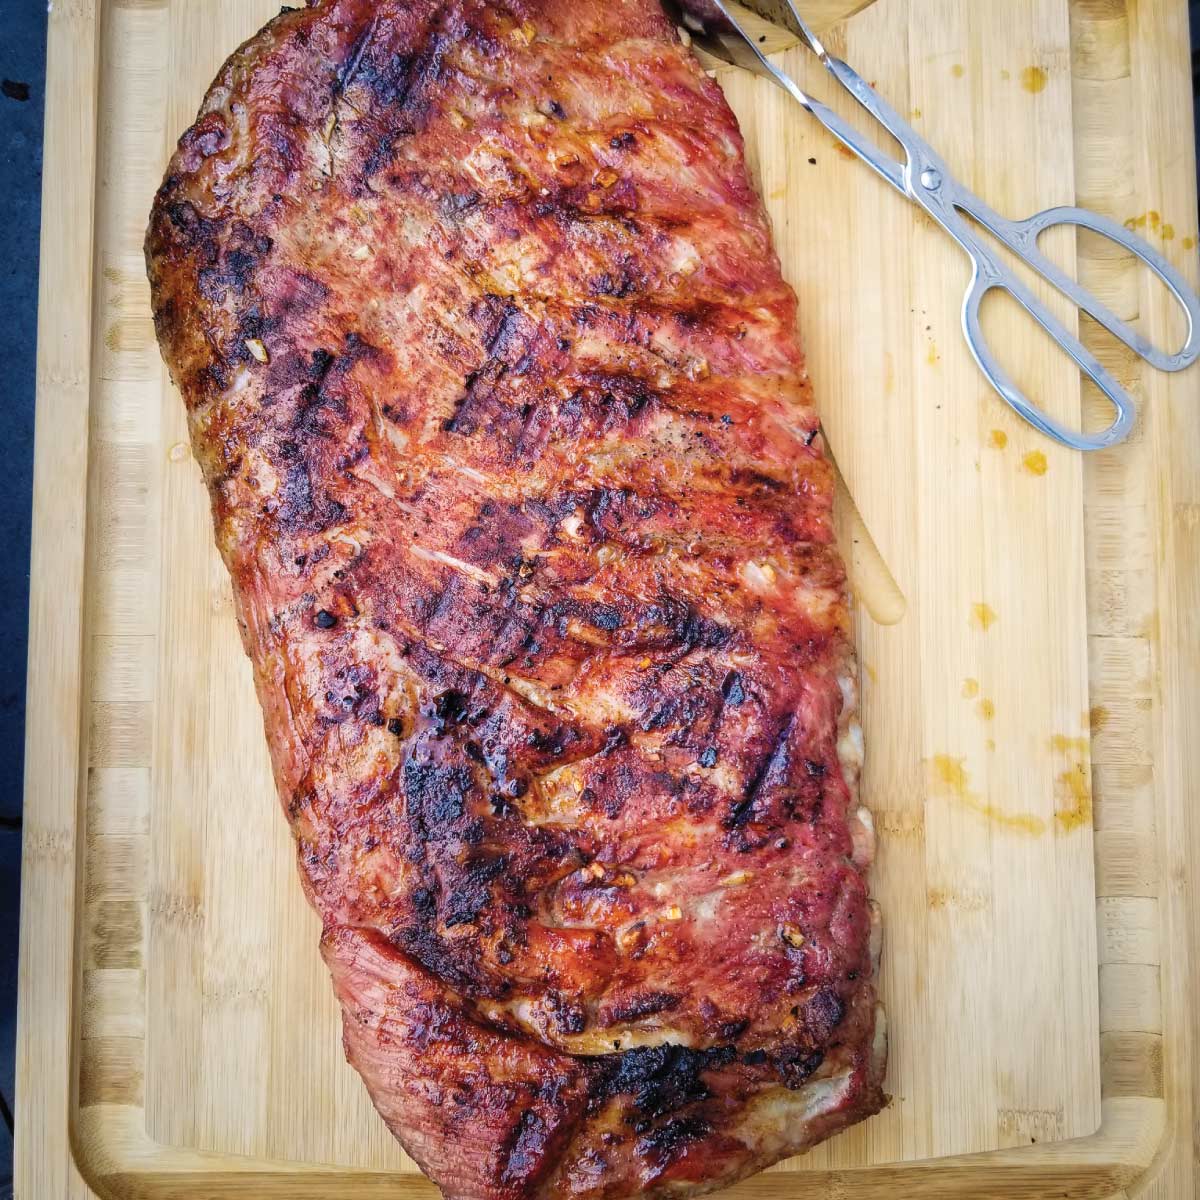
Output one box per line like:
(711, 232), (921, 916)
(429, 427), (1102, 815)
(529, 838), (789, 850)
(17, 0), (1200, 1197)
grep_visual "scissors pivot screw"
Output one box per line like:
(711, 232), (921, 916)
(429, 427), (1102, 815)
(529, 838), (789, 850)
(919, 167), (942, 191)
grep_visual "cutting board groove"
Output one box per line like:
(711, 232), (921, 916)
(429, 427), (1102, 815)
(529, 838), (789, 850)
(18, 0), (1199, 1196)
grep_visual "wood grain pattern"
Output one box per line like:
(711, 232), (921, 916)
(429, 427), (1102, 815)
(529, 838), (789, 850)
(17, 0), (1198, 1196)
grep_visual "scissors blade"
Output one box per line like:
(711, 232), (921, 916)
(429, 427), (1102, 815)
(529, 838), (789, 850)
(774, 0), (827, 55)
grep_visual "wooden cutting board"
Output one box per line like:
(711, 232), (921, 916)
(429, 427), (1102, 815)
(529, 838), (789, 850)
(18, 0), (1199, 1196)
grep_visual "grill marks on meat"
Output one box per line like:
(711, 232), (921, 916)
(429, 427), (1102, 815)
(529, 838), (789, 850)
(146, 1), (886, 1197)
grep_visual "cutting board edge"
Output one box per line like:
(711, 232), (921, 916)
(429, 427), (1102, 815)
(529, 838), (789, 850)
(16, 0), (102, 1195)
(65, 1098), (1165, 1199)
(17, 0), (1198, 1195)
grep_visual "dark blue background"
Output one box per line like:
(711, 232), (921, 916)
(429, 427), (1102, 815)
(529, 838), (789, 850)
(0, 1), (1197, 1194)
(1, 0), (48, 1191)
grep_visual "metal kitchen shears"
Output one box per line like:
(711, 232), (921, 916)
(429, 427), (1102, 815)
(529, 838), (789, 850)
(679, 0), (1200, 451)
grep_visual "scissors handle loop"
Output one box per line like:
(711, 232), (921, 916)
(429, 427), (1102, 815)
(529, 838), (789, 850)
(960, 200), (1200, 374)
(961, 252), (1136, 452)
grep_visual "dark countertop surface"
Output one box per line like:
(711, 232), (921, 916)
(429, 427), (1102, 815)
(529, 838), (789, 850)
(0, 2), (1196, 1197)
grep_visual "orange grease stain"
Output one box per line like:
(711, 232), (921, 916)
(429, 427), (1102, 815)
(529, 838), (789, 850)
(977, 698), (995, 720)
(962, 678), (980, 699)
(988, 429), (1008, 449)
(1125, 211), (1176, 240)
(1051, 734), (1089, 755)
(927, 885), (989, 912)
(1020, 66), (1048, 93)
(928, 755), (1046, 835)
(1023, 450), (1048, 476)
(1089, 705), (1109, 735)
(1183, 237), (1196, 251)
(1055, 763), (1092, 832)
(971, 602), (998, 631)
(930, 755), (969, 792)
(1048, 732), (1093, 831)
(951, 64), (965, 78)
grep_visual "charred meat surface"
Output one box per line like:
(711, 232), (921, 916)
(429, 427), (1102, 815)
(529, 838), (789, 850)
(145, 1), (886, 1197)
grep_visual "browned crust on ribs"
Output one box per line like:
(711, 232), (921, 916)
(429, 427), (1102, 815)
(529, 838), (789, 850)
(145, 2), (886, 1197)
